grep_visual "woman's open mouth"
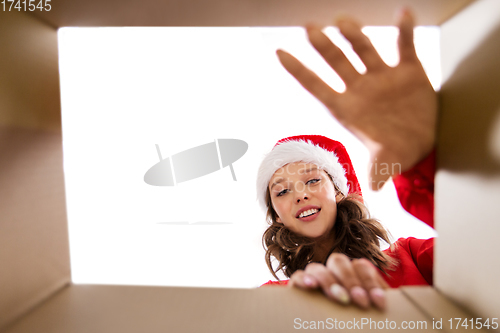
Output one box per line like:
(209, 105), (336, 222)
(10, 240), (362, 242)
(297, 208), (321, 222)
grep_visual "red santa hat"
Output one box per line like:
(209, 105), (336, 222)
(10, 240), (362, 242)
(257, 135), (362, 211)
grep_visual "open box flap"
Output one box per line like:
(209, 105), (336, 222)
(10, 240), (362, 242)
(3, 284), (441, 333)
(27, 0), (476, 27)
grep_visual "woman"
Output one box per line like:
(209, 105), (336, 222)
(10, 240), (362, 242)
(257, 8), (438, 309)
(257, 135), (434, 310)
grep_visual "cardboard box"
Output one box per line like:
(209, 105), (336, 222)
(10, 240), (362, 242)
(1, 0), (499, 331)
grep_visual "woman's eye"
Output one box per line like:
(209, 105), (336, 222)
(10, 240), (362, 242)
(306, 178), (321, 185)
(277, 189), (288, 197)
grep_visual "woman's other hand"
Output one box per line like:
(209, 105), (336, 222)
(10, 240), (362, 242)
(289, 253), (389, 310)
(276, 9), (438, 191)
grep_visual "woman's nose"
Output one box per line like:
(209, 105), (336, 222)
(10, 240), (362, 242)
(295, 190), (309, 203)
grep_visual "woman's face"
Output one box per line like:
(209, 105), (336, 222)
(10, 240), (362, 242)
(268, 162), (340, 239)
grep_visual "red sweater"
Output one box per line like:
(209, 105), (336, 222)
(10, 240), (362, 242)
(262, 151), (435, 288)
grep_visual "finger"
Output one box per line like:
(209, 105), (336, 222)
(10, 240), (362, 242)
(376, 270), (390, 289)
(276, 50), (340, 111)
(326, 254), (369, 309)
(368, 149), (397, 191)
(368, 161), (391, 191)
(369, 287), (387, 311)
(304, 263), (350, 304)
(352, 258), (388, 310)
(306, 25), (361, 86)
(289, 270), (319, 289)
(397, 8), (418, 63)
(336, 17), (387, 72)
(353, 258), (389, 290)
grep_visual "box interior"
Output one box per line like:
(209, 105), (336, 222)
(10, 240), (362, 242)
(4, 0), (500, 331)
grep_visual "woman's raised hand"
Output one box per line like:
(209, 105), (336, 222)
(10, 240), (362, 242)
(277, 9), (437, 190)
(289, 253), (389, 310)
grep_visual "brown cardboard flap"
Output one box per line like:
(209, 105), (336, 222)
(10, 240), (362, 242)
(0, 10), (61, 132)
(4, 284), (442, 333)
(437, 0), (500, 320)
(401, 287), (494, 333)
(28, 0), (476, 27)
(0, 127), (70, 331)
(0, 10), (67, 331)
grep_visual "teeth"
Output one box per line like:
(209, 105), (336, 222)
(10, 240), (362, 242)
(299, 209), (319, 218)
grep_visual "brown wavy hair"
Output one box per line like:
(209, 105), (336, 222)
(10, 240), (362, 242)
(262, 186), (396, 280)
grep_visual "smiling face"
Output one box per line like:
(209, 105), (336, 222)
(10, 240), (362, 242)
(268, 162), (340, 239)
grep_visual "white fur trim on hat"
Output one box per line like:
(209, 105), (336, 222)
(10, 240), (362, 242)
(256, 139), (349, 211)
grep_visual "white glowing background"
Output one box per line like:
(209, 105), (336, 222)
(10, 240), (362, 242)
(58, 26), (439, 288)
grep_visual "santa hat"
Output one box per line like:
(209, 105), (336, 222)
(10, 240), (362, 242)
(256, 135), (362, 211)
